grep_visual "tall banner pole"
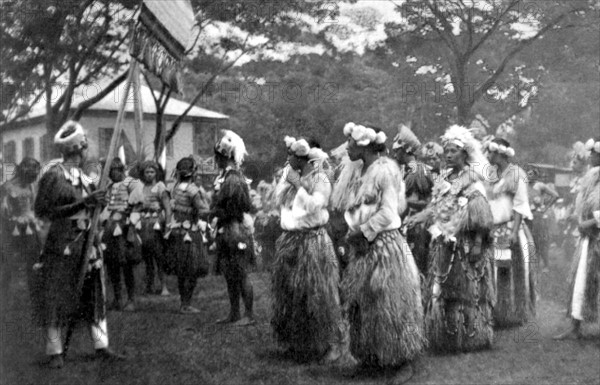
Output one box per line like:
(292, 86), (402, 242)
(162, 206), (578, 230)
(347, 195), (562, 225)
(76, 62), (136, 296)
(132, 64), (145, 162)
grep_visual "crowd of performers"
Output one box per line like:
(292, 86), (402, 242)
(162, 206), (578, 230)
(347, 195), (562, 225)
(1, 118), (599, 383)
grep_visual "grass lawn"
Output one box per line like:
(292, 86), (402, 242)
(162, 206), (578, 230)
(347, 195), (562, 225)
(1, 247), (599, 385)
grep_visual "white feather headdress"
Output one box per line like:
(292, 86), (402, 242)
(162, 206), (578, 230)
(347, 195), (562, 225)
(215, 130), (247, 165)
(441, 124), (488, 178)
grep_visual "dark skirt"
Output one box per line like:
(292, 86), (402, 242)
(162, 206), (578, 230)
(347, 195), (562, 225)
(271, 227), (342, 355)
(424, 234), (495, 352)
(406, 222), (431, 276)
(342, 229), (426, 366)
(164, 226), (209, 279)
(137, 214), (165, 266)
(101, 216), (142, 266)
(32, 218), (105, 327)
(216, 219), (256, 276)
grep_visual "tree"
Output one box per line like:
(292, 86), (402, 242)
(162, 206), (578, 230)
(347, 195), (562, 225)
(385, 0), (594, 125)
(142, 0), (337, 161)
(0, 0), (132, 133)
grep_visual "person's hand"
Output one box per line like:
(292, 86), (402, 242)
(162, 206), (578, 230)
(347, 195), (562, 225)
(85, 189), (107, 207)
(285, 168), (301, 188)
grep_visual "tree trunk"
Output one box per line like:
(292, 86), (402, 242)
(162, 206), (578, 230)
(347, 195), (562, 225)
(453, 59), (472, 126)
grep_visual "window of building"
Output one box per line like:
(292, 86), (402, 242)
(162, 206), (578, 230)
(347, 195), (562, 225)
(22, 137), (35, 158)
(3, 141), (16, 164)
(40, 133), (54, 161)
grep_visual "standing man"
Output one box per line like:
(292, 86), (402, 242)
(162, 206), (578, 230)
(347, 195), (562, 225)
(34, 121), (124, 368)
(212, 130), (256, 326)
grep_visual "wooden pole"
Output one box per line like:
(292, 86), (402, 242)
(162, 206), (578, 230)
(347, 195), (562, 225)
(76, 62), (136, 296)
(132, 64), (145, 162)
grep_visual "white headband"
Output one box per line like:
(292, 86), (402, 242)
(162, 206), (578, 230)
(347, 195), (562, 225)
(343, 122), (387, 146)
(585, 138), (600, 154)
(448, 139), (465, 148)
(486, 141), (516, 157)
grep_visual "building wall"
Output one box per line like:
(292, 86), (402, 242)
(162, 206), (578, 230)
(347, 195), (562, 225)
(2, 121), (46, 163)
(1, 115), (221, 182)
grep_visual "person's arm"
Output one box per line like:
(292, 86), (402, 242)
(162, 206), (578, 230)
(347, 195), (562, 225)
(160, 190), (172, 224)
(357, 171), (397, 242)
(34, 169), (105, 220)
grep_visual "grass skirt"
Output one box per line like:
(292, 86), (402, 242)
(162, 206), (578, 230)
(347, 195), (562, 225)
(164, 227), (209, 278)
(492, 222), (537, 327)
(342, 230), (426, 366)
(424, 235), (495, 353)
(271, 227), (342, 355)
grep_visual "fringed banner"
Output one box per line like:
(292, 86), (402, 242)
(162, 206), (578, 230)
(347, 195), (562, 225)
(130, 0), (195, 94)
(130, 23), (182, 93)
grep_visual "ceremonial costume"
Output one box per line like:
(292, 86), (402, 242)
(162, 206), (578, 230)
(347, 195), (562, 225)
(164, 179), (210, 309)
(486, 163), (536, 326)
(393, 125), (434, 276)
(254, 179), (281, 270)
(212, 130), (256, 323)
(271, 138), (344, 356)
(566, 140), (600, 324)
(129, 175), (168, 294)
(1, 175), (41, 301)
(33, 122), (110, 361)
(102, 175), (141, 309)
(335, 123), (425, 367)
(422, 126), (495, 352)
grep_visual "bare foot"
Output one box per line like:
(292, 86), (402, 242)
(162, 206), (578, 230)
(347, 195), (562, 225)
(233, 316), (256, 327)
(216, 315), (240, 324)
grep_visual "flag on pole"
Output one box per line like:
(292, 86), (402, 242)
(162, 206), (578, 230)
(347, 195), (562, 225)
(130, 0), (195, 94)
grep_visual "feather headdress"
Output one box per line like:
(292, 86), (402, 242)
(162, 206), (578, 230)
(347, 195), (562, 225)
(343, 122), (387, 146)
(440, 124), (488, 179)
(420, 141), (443, 158)
(392, 124), (421, 153)
(54, 120), (88, 154)
(215, 129), (247, 165)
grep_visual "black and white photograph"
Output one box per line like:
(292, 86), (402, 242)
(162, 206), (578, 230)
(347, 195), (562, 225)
(0, 1), (599, 384)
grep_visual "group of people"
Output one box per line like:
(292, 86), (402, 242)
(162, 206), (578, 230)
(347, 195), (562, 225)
(261, 122), (599, 383)
(1, 118), (599, 384)
(1, 121), (257, 369)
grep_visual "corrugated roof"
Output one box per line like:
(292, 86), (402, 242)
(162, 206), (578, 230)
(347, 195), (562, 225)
(7, 78), (228, 123)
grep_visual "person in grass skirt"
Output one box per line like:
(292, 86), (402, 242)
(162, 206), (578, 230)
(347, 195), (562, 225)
(129, 161), (171, 296)
(33, 121), (123, 369)
(333, 122), (425, 383)
(408, 125), (495, 353)
(270, 136), (356, 366)
(211, 130), (256, 326)
(554, 137), (600, 340)
(163, 157), (211, 314)
(391, 125), (434, 277)
(0, 157), (41, 309)
(101, 158), (142, 311)
(483, 138), (537, 327)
